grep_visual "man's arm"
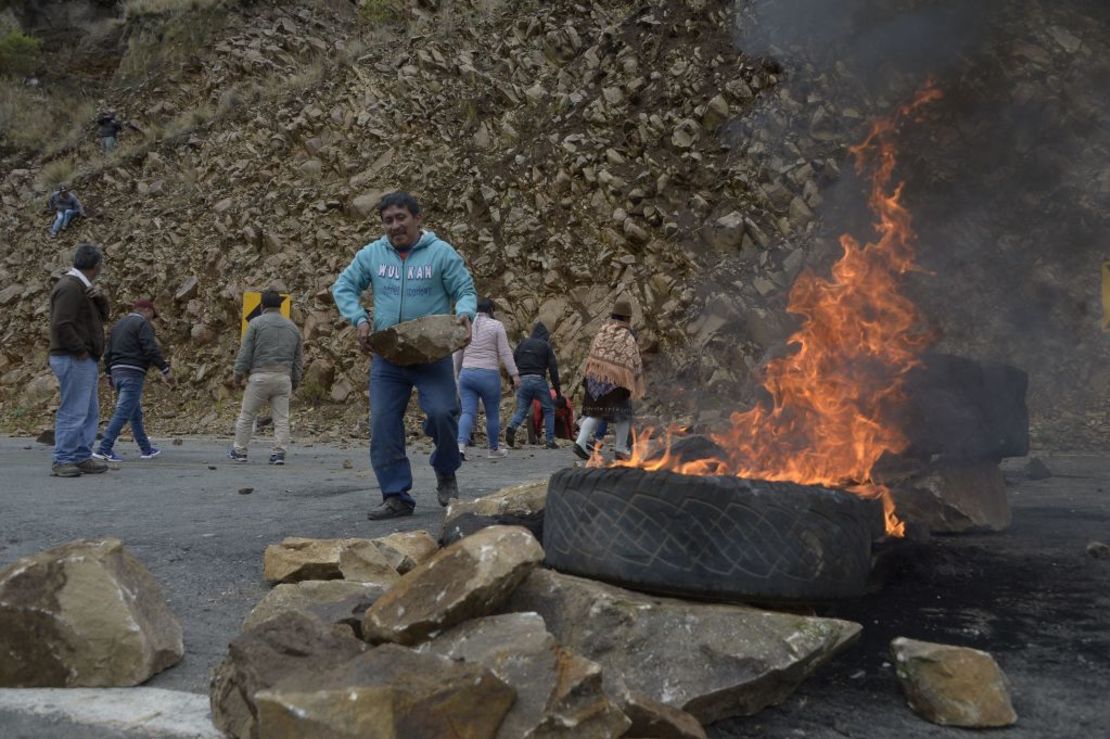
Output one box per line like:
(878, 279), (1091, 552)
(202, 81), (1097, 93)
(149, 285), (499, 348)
(88, 286), (108, 321)
(233, 322), (257, 378)
(103, 325), (115, 374)
(72, 194), (86, 216)
(138, 320), (169, 374)
(547, 344), (562, 396)
(439, 248), (477, 320)
(331, 252), (373, 327)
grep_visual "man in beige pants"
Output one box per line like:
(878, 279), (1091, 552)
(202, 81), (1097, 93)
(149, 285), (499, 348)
(229, 290), (303, 465)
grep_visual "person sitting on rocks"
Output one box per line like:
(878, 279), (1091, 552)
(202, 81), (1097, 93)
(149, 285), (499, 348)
(574, 297), (645, 461)
(228, 290), (303, 466)
(47, 184), (86, 239)
(332, 191), (476, 520)
(504, 322), (562, 450)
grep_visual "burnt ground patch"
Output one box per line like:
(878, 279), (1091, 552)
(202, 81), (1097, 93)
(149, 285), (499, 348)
(713, 453), (1110, 737)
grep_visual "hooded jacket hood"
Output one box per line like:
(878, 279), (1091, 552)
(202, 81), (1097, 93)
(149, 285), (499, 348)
(530, 322), (550, 342)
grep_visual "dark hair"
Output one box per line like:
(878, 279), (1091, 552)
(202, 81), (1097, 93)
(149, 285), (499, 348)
(476, 297), (495, 316)
(73, 243), (102, 270)
(261, 290), (283, 309)
(377, 191), (422, 217)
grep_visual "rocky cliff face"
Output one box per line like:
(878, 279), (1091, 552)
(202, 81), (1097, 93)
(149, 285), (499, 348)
(2, 0), (1108, 449)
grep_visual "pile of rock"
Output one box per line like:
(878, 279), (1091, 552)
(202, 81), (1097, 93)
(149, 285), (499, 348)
(0, 492), (1019, 734)
(212, 521), (868, 738)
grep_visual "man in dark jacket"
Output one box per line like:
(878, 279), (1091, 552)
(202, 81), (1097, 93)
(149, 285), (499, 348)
(504, 322), (562, 449)
(97, 110), (123, 153)
(94, 299), (174, 462)
(48, 243), (110, 477)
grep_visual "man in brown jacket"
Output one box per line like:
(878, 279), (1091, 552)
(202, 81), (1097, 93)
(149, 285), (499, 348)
(48, 243), (110, 477)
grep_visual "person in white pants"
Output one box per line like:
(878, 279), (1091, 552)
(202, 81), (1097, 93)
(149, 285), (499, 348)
(228, 290), (303, 465)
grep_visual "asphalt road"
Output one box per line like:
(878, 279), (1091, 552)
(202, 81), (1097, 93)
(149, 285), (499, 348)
(1, 436), (1108, 737)
(0, 434), (574, 697)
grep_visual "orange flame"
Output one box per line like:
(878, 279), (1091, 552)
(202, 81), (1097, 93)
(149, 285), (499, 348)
(620, 82), (943, 537)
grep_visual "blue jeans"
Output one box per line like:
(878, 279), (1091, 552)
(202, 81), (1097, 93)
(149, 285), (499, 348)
(457, 368), (503, 450)
(49, 354), (100, 464)
(370, 355), (460, 506)
(508, 375), (554, 442)
(51, 209), (79, 235)
(98, 369), (152, 455)
(101, 136), (117, 153)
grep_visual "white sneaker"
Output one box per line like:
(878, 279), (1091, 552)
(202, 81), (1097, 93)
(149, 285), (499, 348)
(487, 448), (508, 459)
(458, 444), (467, 461)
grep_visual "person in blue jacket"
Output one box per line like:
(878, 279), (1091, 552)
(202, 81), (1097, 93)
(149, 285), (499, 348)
(332, 191), (477, 520)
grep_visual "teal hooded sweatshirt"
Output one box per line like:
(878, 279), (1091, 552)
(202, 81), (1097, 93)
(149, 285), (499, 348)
(332, 230), (477, 332)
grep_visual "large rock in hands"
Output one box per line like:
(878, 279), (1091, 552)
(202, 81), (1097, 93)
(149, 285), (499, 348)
(368, 314), (470, 365)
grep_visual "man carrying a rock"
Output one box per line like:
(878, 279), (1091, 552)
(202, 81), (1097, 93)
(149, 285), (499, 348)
(94, 298), (174, 462)
(229, 290), (303, 465)
(332, 191), (476, 520)
(48, 243), (110, 477)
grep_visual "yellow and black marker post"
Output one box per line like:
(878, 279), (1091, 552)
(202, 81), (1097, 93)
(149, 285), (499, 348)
(241, 292), (291, 338)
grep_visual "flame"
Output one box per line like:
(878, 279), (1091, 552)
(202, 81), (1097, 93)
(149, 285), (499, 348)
(620, 82), (942, 537)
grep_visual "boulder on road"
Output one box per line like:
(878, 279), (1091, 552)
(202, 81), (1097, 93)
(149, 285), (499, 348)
(0, 538), (183, 688)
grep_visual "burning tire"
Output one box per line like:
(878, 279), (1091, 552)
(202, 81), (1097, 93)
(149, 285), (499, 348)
(543, 467), (885, 602)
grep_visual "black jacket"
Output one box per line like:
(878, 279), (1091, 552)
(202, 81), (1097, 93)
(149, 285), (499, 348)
(513, 322), (561, 395)
(97, 115), (122, 138)
(103, 313), (169, 375)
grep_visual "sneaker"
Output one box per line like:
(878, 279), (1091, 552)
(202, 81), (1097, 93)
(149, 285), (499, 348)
(367, 496), (415, 520)
(227, 447), (248, 463)
(92, 450), (124, 462)
(75, 457), (109, 474)
(504, 426), (516, 448)
(51, 462), (81, 477)
(436, 471), (459, 507)
(140, 448), (161, 460)
(544, 440), (559, 449)
(572, 443), (590, 460)
(487, 447), (508, 459)
(268, 452), (285, 465)
(458, 443), (467, 462)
